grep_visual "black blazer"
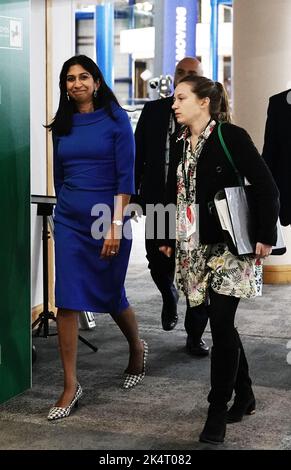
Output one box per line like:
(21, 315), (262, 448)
(134, 96), (176, 209)
(262, 90), (291, 226)
(166, 123), (279, 246)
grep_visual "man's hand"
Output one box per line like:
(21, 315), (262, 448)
(159, 246), (173, 258)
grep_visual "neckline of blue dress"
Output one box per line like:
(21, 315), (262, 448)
(72, 103), (120, 126)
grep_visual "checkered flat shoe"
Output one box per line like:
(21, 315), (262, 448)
(123, 340), (148, 389)
(47, 383), (83, 421)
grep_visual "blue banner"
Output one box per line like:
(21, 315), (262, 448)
(95, 4), (114, 89)
(163, 0), (197, 75)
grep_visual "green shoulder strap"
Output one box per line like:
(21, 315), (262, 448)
(217, 122), (244, 187)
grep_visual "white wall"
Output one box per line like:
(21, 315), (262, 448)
(51, 0), (75, 115)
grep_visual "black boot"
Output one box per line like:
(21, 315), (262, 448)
(227, 395), (256, 423)
(199, 346), (240, 445)
(199, 404), (227, 445)
(227, 331), (256, 423)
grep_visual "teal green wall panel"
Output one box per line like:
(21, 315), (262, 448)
(0, 0), (31, 403)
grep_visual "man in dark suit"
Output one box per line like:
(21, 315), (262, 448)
(262, 89), (291, 226)
(134, 57), (209, 356)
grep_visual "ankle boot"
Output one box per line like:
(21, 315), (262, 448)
(227, 394), (256, 423)
(227, 331), (256, 423)
(200, 346), (240, 444)
(199, 404), (227, 444)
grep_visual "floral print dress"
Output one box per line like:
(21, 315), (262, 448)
(175, 120), (262, 307)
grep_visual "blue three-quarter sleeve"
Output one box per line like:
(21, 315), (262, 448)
(114, 110), (135, 195)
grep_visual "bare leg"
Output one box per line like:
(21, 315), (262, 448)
(55, 308), (79, 407)
(110, 305), (144, 374)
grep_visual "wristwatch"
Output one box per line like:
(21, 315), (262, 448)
(112, 220), (123, 226)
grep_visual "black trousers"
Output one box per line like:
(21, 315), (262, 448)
(145, 238), (176, 299)
(145, 238), (208, 344)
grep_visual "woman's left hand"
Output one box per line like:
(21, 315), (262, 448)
(101, 224), (121, 259)
(255, 242), (272, 259)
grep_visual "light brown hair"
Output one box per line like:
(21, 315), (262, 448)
(179, 75), (231, 123)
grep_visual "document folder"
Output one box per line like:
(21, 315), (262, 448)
(214, 186), (286, 256)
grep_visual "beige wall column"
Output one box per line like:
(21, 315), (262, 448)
(232, 0), (291, 283)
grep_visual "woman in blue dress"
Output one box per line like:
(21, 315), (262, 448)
(46, 55), (148, 421)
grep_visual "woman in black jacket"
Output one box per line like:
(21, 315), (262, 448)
(159, 75), (279, 445)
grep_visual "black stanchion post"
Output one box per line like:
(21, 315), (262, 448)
(31, 195), (98, 352)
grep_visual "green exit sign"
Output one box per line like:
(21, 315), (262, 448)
(0, 15), (22, 49)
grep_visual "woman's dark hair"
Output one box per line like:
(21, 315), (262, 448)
(179, 75), (231, 123)
(46, 55), (120, 135)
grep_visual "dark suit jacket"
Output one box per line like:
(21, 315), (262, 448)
(262, 90), (291, 225)
(134, 96), (176, 209)
(166, 123), (279, 246)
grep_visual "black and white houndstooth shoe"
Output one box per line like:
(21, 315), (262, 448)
(47, 383), (83, 421)
(123, 340), (148, 389)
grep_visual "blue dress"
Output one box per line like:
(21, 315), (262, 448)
(53, 104), (135, 315)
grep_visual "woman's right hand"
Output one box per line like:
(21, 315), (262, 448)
(159, 246), (173, 258)
(101, 224), (121, 259)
